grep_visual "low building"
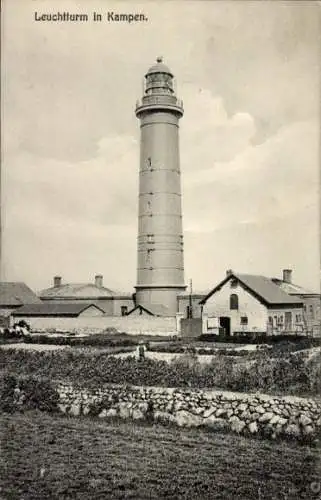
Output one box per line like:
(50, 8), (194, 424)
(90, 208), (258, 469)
(39, 275), (134, 316)
(177, 291), (208, 319)
(127, 303), (170, 317)
(12, 302), (105, 319)
(0, 282), (42, 326)
(200, 270), (305, 337)
(272, 269), (320, 335)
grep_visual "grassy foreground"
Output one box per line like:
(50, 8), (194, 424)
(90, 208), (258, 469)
(1, 412), (320, 499)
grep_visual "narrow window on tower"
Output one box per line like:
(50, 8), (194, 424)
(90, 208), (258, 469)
(146, 157), (152, 169)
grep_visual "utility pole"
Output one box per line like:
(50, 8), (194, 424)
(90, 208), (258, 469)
(189, 278), (193, 319)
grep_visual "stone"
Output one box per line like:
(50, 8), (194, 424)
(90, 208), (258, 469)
(118, 403), (132, 419)
(269, 415), (281, 425)
(258, 412), (274, 423)
(231, 418), (246, 434)
(69, 404), (80, 416)
(238, 403), (248, 412)
(154, 411), (176, 424)
(215, 408), (226, 418)
(248, 421), (258, 434)
(285, 424), (301, 439)
(175, 410), (203, 428)
(137, 402), (149, 413)
(255, 405), (266, 414)
(303, 425), (315, 436)
(299, 414), (312, 426)
(57, 403), (68, 413)
(132, 408), (145, 420)
(82, 405), (90, 416)
(193, 407), (204, 416)
(106, 408), (117, 418)
(203, 416), (229, 432)
(277, 417), (288, 427)
(203, 408), (216, 419)
(98, 409), (108, 418)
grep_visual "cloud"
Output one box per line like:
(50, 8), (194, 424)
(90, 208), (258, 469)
(183, 119), (319, 231)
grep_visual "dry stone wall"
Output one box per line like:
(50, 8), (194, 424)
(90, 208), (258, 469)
(55, 382), (321, 443)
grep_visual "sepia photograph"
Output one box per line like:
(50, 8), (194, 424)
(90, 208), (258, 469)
(1, 0), (320, 498)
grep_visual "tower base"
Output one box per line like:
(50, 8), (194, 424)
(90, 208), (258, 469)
(135, 285), (186, 316)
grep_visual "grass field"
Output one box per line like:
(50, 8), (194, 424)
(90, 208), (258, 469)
(1, 412), (320, 499)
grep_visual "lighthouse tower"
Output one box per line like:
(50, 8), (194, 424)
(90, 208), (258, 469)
(135, 57), (186, 315)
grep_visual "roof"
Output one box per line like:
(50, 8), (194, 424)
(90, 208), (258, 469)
(0, 282), (42, 307)
(200, 273), (303, 307)
(146, 57), (173, 77)
(39, 283), (116, 300)
(271, 278), (320, 296)
(127, 303), (170, 317)
(13, 302), (105, 317)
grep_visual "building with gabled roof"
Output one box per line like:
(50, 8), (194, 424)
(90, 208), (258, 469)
(39, 275), (134, 316)
(271, 269), (320, 334)
(199, 270), (306, 336)
(0, 282), (41, 317)
(127, 303), (169, 317)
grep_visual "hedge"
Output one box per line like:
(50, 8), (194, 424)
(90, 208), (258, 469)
(0, 347), (320, 396)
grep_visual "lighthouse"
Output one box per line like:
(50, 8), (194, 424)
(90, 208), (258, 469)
(135, 57), (186, 315)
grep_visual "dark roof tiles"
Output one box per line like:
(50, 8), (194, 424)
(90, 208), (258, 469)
(0, 282), (41, 307)
(13, 302), (105, 316)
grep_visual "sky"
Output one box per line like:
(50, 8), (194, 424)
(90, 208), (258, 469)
(1, 0), (320, 294)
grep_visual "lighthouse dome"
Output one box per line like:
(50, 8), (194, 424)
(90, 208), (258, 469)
(146, 57), (173, 77)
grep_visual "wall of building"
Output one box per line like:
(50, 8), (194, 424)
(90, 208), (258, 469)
(177, 296), (203, 318)
(112, 298), (135, 316)
(15, 315), (177, 335)
(301, 296), (321, 333)
(0, 307), (15, 317)
(79, 306), (105, 317)
(266, 307), (305, 335)
(202, 281), (268, 334)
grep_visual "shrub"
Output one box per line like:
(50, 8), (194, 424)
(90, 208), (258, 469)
(0, 373), (59, 413)
(19, 377), (60, 412)
(0, 346), (319, 396)
(0, 374), (17, 412)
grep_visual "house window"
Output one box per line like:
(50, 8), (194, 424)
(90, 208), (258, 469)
(121, 306), (128, 316)
(278, 315), (283, 324)
(230, 294), (238, 310)
(240, 316), (248, 326)
(268, 316), (273, 325)
(309, 305), (314, 319)
(295, 314), (302, 323)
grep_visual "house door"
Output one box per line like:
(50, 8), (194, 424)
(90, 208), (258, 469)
(284, 312), (292, 332)
(220, 316), (231, 337)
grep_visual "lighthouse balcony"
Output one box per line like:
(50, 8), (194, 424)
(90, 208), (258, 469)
(136, 95), (184, 115)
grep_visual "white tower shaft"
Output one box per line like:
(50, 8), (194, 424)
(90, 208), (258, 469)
(135, 58), (185, 315)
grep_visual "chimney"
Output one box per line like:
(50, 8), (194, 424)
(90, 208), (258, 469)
(283, 269), (292, 284)
(95, 274), (103, 288)
(226, 269), (233, 277)
(53, 276), (62, 287)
